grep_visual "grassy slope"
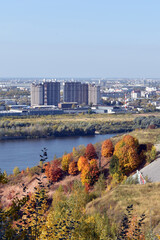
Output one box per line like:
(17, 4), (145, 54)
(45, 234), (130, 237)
(110, 128), (160, 145)
(86, 127), (160, 232)
(86, 183), (160, 231)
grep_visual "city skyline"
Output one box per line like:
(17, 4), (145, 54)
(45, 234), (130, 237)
(1, 1), (160, 78)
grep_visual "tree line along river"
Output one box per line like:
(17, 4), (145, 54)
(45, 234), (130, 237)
(0, 133), (116, 174)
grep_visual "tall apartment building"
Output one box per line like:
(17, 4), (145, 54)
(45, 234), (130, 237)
(63, 82), (88, 105)
(31, 83), (44, 106)
(43, 81), (60, 106)
(88, 84), (101, 105)
(31, 81), (60, 106)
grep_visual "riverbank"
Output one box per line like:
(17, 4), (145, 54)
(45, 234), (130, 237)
(1, 112), (160, 141)
(0, 115), (134, 141)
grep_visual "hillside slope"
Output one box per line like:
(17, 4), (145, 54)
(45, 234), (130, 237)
(86, 183), (160, 233)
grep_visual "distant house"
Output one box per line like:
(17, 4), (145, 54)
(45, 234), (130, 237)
(131, 90), (141, 99)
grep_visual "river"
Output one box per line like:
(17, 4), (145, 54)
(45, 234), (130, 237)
(0, 134), (117, 174)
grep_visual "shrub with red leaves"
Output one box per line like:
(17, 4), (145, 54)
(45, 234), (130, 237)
(85, 143), (97, 160)
(48, 165), (63, 183)
(44, 160), (63, 183)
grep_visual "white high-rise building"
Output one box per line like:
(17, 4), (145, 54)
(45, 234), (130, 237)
(31, 83), (44, 106)
(88, 84), (101, 105)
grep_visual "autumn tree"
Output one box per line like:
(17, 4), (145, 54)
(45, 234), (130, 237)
(61, 153), (72, 172)
(85, 143), (97, 160)
(44, 160), (62, 183)
(114, 135), (141, 175)
(16, 189), (48, 239)
(77, 156), (88, 172)
(101, 139), (114, 157)
(48, 165), (63, 183)
(72, 145), (86, 160)
(68, 161), (78, 175)
(81, 159), (99, 186)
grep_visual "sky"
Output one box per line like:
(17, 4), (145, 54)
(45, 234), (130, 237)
(0, 0), (160, 78)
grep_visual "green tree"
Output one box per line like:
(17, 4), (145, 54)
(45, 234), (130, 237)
(13, 166), (20, 176)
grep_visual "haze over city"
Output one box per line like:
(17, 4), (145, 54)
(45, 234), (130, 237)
(1, 0), (160, 78)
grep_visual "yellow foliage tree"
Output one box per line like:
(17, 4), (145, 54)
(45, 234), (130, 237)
(114, 135), (140, 174)
(61, 153), (72, 171)
(77, 156), (88, 172)
(81, 159), (99, 186)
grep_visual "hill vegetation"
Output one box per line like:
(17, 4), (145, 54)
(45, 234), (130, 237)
(0, 128), (160, 239)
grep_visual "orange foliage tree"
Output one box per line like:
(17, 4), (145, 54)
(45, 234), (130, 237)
(81, 159), (99, 186)
(114, 135), (140, 175)
(48, 165), (63, 183)
(101, 139), (114, 157)
(85, 143), (97, 160)
(77, 156), (88, 172)
(44, 160), (62, 183)
(61, 153), (72, 172)
(68, 161), (78, 175)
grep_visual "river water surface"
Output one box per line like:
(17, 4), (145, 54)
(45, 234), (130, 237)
(0, 134), (117, 174)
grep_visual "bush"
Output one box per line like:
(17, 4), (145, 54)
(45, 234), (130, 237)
(124, 175), (139, 185)
(109, 155), (119, 176)
(145, 146), (157, 163)
(29, 166), (41, 177)
(94, 174), (106, 197)
(0, 169), (8, 183)
(13, 167), (20, 176)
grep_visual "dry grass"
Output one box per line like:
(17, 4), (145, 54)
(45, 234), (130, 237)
(0, 170), (81, 208)
(129, 128), (160, 144)
(109, 128), (160, 146)
(86, 183), (160, 230)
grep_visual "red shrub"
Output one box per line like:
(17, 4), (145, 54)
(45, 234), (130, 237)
(48, 165), (63, 183)
(85, 143), (97, 160)
(44, 161), (63, 183)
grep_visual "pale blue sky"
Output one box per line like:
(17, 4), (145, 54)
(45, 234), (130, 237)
(0, 0), (160, 78)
